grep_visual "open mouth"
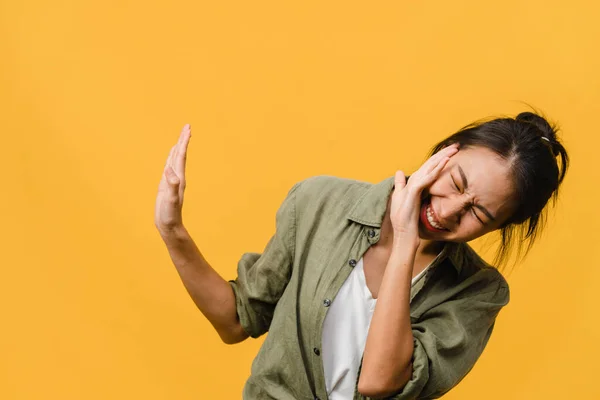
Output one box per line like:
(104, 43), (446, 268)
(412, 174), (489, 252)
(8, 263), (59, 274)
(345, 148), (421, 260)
(420, 199), (449, 233)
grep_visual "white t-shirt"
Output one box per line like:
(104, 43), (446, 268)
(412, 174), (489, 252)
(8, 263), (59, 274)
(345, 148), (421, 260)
(321, 257), (434, 399)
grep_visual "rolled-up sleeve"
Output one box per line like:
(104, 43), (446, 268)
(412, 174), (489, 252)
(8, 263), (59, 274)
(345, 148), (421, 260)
(228, 181), (301, 339)
(376, 279), (510, 400)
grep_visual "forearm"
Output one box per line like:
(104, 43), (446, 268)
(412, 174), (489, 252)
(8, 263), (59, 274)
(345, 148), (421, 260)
(359, 236), (417, 397)
(159, 225), (248, 344)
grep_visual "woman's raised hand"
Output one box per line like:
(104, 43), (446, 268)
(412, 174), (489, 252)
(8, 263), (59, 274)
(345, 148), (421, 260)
(389, 144), (459, 241)
(155, 124), (192, 235)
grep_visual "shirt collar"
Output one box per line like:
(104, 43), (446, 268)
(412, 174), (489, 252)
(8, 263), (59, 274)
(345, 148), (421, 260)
(347, 175), (464, 274)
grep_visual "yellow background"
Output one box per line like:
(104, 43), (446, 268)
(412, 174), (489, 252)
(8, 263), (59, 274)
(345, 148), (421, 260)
(2, 0), (598, 398)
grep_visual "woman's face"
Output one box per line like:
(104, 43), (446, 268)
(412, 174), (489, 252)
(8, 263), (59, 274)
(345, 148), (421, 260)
(418, 145), (517, 243)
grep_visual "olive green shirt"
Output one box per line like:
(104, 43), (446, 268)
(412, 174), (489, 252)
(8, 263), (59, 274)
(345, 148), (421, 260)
(229, 175), (510, 400)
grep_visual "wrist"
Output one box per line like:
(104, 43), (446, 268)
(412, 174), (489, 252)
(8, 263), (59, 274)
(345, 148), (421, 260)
(391, 232), (420, 251)
(158, 224), (189, 241)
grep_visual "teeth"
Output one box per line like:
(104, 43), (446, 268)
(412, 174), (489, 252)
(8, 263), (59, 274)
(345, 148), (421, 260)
(426, 205), (445, 230)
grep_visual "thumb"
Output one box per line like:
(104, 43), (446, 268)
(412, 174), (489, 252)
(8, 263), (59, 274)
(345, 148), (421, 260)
(394, 170), (406, 190)
(165, 166), (180, 187)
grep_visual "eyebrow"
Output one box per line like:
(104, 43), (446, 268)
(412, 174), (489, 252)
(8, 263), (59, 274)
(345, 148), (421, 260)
(457, 165), (496, 222)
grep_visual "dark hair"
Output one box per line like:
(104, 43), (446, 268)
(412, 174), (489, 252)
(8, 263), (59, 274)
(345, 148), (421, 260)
(429, 111), (569, 267)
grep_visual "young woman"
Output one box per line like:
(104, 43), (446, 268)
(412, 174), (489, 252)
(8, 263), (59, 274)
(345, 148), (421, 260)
(154, 111), (568, 400)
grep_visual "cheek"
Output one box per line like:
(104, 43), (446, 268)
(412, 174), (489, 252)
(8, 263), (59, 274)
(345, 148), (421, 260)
(459, 218), (478, 233)
(427, 176), (449, 195)
(458, 216), (489, 238)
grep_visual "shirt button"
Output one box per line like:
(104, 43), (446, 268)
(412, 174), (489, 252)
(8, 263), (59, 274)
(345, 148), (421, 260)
(348, 259), (357, 267)
(323, 299), (331, 307)
(313, 347), (320, 356)
(368, 229), (376, 238)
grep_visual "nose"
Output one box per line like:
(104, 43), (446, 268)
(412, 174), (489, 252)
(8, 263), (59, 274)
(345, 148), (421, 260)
(438, 195), (470, 226)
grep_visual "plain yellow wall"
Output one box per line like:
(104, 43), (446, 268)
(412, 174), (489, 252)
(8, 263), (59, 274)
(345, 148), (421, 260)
(2, 0), (598, 399)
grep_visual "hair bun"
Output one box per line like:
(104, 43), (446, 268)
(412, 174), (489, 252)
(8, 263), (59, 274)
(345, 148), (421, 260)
(516, 111), (556, 141)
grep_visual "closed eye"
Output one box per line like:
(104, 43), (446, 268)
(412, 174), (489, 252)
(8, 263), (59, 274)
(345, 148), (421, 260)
(457, 164), (497, 222)
(452, 176), (461, 192)
(471, 206), (485, 224)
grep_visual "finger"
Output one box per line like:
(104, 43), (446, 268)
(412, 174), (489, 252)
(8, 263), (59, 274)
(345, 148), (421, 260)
(173, 124), (191, 165)
(410, 157), (450, 192)
(425, 144), (459, 172)
(165, 165), (180, 189)
(394, 170), (406, 190)
(444, 143), (460, 155)
(434, 143), (459, 160)
(176, 125), (192, 175)
(429, 156), (451, 180)
(165, 145), (176, 171)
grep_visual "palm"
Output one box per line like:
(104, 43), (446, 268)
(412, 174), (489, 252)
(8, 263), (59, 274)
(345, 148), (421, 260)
(390, 144), (458, 235)
(154, 124), (191, 232)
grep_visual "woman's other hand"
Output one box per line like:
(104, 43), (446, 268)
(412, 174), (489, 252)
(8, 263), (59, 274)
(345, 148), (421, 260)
(155, 124), (192, 236)
(389, 144), (459, 243)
